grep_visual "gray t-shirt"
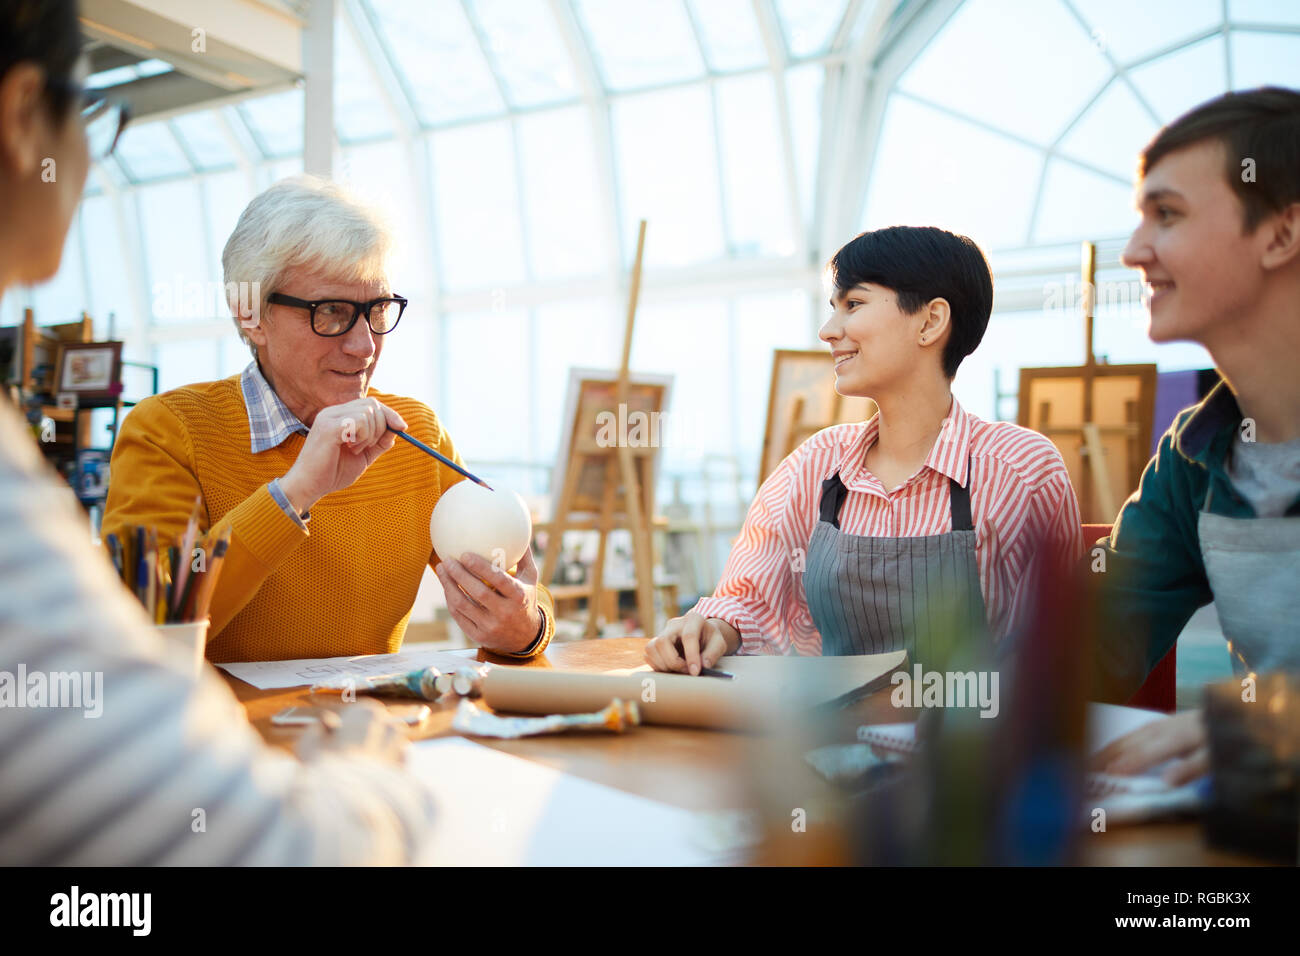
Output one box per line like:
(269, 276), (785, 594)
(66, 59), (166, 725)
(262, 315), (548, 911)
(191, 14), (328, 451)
(1227, 434), (1300, 517)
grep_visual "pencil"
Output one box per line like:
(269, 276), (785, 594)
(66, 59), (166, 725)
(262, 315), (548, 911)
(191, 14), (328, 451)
(190, 528), (231, 622)
(135, 526), (147, 607)
(145, 528), (158, 622)
(105, 532), (122, 579)
(175, 546), (202, 622)
(172, 495), (202, 617)
(156, 548), (171, 625)
(120, 529), (132, 595)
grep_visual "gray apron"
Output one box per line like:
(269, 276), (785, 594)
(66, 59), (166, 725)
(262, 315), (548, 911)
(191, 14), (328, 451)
(804, 463), (990, 668)
(1198, 502), (1300, 674)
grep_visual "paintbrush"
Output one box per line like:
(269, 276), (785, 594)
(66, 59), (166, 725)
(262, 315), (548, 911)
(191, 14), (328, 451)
(389, 428), (492, 489)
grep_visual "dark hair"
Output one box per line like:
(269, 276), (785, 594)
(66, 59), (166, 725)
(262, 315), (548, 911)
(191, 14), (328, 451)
(0, 0), (81, 116)
(828, 225), (993, 379)
(1140, 86), (1300, 232)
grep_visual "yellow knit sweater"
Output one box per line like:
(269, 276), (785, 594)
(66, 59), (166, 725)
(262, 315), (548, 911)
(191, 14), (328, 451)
(102, 376), (554, 663)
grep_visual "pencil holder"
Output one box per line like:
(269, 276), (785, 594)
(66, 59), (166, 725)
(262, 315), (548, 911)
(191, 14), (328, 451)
(155, 619), (209, 678)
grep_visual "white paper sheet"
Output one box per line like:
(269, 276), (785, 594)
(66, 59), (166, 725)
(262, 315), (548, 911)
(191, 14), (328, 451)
(407, 738), (741, 866)
(216, 644), (484, 690)
(1086, 701), (1168, 751)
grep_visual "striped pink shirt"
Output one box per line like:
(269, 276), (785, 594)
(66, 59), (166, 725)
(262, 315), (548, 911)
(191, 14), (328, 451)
(694, 396), (1083, 655)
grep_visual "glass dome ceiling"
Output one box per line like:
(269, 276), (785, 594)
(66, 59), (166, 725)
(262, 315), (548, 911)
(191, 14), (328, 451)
(10, 0), (1300, 501)
(863, 0), (1300, 250)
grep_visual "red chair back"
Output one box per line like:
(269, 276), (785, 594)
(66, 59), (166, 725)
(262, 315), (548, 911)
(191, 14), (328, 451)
(1084, 524), (1176, 712)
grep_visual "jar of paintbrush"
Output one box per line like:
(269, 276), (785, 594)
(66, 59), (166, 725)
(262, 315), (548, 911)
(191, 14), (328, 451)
(102, 496), (230, 676)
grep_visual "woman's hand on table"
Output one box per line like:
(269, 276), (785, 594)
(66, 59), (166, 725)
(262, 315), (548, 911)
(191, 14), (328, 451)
(644, 611), (740, 675)
(280, 398), (408, 512)
(1089, 708), (1208, 786)
(436, 548), (542, 655)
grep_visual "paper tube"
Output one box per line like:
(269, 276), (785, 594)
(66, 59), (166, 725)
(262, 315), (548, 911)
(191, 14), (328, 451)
(481, 668), (753, 729)
(481, 651), (908, 731)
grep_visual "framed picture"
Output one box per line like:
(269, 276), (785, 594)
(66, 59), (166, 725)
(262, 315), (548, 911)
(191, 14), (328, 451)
(75, 448), (111, 500)
(55, 341), (123, 399)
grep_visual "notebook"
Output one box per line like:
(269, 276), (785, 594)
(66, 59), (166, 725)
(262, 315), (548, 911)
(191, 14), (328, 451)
(831, 703), (1208, 823)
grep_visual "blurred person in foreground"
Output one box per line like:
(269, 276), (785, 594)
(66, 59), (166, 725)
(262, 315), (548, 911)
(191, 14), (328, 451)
(0, 0), (434, 864)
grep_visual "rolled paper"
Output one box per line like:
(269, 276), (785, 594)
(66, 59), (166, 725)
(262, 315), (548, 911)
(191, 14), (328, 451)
(480, 651), (909, 731)
(481, 668), (753, 730)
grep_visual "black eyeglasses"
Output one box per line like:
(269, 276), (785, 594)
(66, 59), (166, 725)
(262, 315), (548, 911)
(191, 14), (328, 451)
(47, 79), (131, 160)
(267, 292), (409, 337)
(84, 94), (130, 160)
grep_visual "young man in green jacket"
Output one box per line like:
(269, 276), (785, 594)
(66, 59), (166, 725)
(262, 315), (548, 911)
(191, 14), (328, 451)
(1090, 86), (1300, 783)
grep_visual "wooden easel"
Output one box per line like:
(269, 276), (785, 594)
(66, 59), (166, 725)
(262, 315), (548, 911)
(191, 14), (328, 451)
(1018, 242), (1156, 523)
(540, 221), (663, 637)
(1077, 242), (1114, 519)
(758, 349), (876, 483)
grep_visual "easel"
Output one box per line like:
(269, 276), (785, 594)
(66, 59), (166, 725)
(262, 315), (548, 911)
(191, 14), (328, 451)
(758, 349), (876, 483)
(1018, 242), (1156, 523)
(540, 221), (664, 637)
(1077, 242), (1114, 520)
(785, 393), (833, 452)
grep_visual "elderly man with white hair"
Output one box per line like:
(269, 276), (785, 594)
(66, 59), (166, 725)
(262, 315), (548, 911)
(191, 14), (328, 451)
(104, 175), (554, 663)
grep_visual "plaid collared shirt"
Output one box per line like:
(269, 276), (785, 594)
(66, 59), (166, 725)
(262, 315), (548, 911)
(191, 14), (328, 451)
(240, 361), (310, 527)
(240, 361), (309, 453)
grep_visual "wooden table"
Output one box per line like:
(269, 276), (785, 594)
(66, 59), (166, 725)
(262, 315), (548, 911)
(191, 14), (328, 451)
(223, 637), (1256, 866)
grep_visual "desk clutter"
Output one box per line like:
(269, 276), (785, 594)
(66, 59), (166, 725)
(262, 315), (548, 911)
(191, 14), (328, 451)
(224, 647), (908, 733)
(212, 636), (1290, 867)
(309, 663), (488, 701)
(306, 661), (642, 740)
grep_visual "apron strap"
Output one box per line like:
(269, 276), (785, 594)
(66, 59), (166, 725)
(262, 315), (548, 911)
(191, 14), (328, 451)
(818, 473), (849, 530)
(822, 458), (974, 532)
(949, 456), (974, 532)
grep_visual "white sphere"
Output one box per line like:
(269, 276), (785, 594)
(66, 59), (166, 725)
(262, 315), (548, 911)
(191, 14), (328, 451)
(429, 480), (533, 569)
